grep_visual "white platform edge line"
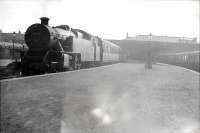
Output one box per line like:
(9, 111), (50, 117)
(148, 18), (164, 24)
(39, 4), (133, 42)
(157, 62), (200, 75)
(0, 63), (122, 82)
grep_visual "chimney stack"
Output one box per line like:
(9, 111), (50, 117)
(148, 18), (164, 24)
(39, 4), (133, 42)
(40, 17), (49, 25)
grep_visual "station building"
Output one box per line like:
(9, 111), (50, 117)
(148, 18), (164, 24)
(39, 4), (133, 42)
(0, 32), (25, 44)
(125, 33), (198, 44)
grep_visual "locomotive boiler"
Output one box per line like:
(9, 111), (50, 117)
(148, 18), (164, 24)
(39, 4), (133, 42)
(21, 17), (121, 75)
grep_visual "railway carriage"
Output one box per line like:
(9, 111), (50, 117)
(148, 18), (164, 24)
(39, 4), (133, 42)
(156, 51), (199, 72)
(102, 39), (120, 62)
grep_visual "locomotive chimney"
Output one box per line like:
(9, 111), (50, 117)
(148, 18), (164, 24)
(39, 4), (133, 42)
(40, 17), (49, 25)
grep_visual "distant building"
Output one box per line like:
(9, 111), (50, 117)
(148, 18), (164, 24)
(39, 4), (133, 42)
(125, 33), (197, 44)
(0, 32), (25, 44)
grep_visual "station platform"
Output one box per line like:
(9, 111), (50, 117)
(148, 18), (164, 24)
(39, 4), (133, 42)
(1, 62), (199, 133)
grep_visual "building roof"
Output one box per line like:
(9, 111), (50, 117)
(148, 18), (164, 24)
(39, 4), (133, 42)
(125, 34), (197, 44)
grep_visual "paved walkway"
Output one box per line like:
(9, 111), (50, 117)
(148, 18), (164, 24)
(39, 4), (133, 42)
(1, 63), (199, 133)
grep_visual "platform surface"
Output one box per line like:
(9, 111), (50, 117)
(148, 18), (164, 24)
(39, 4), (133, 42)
(1, 62), (199, 133)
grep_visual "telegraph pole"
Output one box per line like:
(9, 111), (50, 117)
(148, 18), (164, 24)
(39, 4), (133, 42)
(12, 32), (16, 61)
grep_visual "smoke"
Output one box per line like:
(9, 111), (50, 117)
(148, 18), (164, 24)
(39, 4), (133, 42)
(40, 0), (48, 17)
(39, 0), (63, 17)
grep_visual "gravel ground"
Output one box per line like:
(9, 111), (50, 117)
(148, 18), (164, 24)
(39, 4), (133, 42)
(0, 62), (199, 133)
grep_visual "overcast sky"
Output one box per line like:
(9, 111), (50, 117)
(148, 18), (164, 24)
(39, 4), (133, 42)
(0, 0), (199, 41)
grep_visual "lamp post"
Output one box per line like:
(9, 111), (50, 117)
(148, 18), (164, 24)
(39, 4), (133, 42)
(146, 33), (153, 69)
(12, 32), (16, 61)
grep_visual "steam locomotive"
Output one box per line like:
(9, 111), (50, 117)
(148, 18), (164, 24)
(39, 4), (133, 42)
(21, 17), (121, 75)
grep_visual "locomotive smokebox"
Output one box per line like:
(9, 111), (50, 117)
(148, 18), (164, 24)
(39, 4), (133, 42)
(40, 17), (49, 25)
